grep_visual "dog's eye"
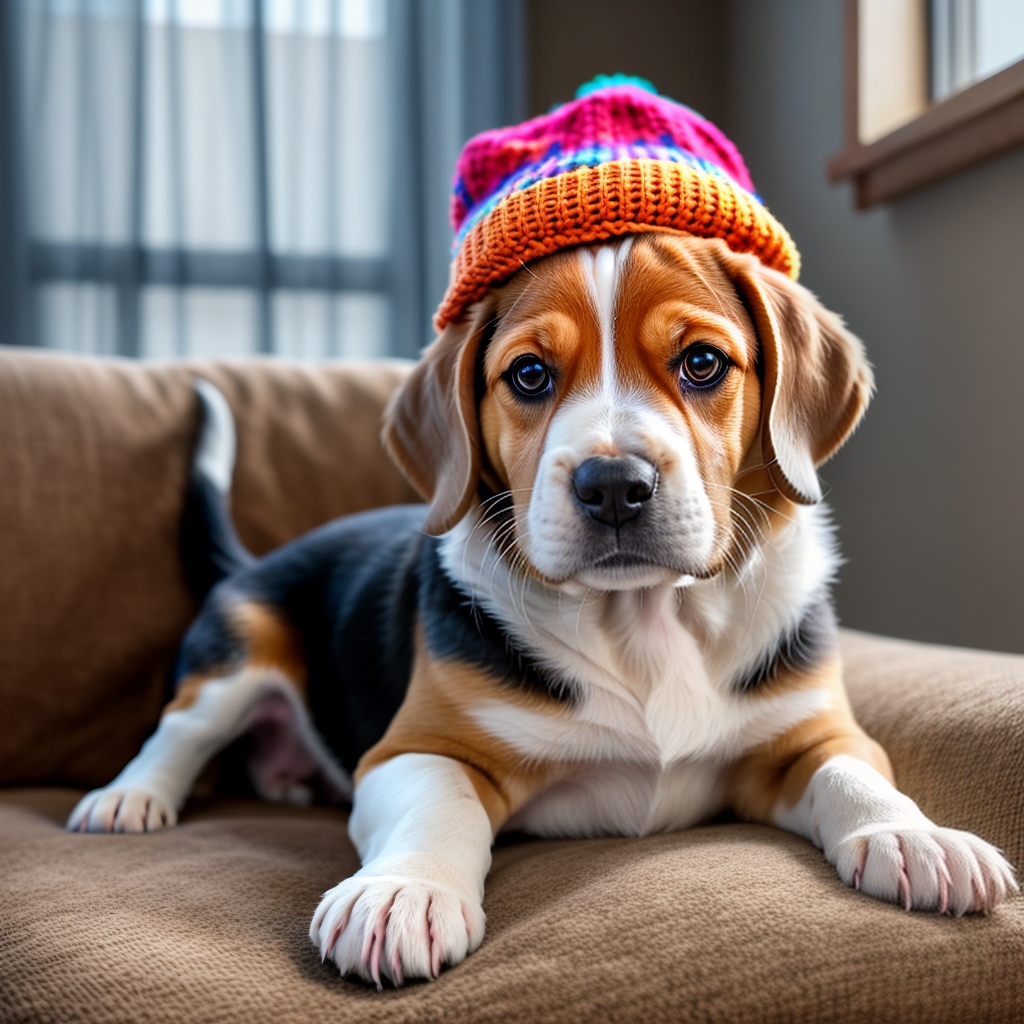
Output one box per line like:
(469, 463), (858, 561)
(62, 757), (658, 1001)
(506, 356), (553, 399)
(679, 345), (730, 390)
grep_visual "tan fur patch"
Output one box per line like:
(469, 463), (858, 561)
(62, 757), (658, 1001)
(162, 601), (306, 716)
(356, 626), (564, 831)
(163, 672), (220, 715)
(232, 602), (307, 691)
(725, 656), (894, 823)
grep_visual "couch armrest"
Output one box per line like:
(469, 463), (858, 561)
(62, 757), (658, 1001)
(841, 629), (1024, 869)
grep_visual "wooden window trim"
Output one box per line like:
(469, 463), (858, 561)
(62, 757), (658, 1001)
(829, 0), (1024, 210)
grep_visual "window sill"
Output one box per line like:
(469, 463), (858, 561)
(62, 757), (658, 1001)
(828, 58), (1024, 209)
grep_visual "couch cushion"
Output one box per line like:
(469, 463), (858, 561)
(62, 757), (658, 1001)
(1, 784), (1021, 1024)
(0, 350), (418, 788)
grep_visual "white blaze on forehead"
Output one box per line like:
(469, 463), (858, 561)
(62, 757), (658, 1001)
(580, 239), (633, 397)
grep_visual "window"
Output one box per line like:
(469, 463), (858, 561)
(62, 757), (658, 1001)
(829, 0), (1024, 208)
(932, 0), (1024, 100)
(0, 0), (524, 357)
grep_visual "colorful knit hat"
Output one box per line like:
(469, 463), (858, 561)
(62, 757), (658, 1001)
(436, 75), (800, 330)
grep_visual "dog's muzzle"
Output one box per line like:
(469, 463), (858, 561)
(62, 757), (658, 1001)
(570, 455), (659, 529)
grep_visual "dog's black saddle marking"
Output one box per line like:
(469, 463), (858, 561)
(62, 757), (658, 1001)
(176, 504), (575, 774)
(417, 544), (577, 706)
(734, 593), (837, 692)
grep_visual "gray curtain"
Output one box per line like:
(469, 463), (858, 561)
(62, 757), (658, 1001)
(0, 0), (524, 359)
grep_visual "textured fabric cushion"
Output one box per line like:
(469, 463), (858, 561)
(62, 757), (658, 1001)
(0, 349), (418, 789)
(4, 632), (1024, 1024)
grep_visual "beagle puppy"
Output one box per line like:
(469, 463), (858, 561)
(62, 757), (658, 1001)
(68, 233), (1017, 988)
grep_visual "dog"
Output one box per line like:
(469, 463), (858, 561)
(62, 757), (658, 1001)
(68, 231), (1017, 987)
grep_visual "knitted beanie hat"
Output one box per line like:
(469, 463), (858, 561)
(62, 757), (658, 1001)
(436, 75), (799, 330)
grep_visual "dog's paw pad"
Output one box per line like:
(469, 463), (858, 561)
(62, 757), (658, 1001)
(66, 787), (177, 834)
(832, 824), (1017, 915)
(309, 876), (485, 987)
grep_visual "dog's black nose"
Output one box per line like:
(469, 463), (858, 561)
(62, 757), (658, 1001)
(571, 455), (658, 528)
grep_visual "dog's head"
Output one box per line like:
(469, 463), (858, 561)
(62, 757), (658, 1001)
(384, 233), (872, 590)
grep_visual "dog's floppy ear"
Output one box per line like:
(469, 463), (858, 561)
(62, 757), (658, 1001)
(382, 296), (497, 536)
(725, 252), (874, 504)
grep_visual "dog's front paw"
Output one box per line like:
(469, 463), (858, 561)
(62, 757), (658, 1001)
(830, 823), (1018, 915)
(66, 786), (178, 834)
(310, 875), (485, 988)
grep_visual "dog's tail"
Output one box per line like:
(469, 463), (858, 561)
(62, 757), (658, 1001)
(182, 380), (256, 599)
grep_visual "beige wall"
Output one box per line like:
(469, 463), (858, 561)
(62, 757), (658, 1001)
(527, 0), (1024, 654)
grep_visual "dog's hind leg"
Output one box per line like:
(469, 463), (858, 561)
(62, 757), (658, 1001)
(69, 591), (352, 834)
(67, 666), (301, 833)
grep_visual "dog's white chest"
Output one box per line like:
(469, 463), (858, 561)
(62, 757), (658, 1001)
(473, 598), (828, 839)
(504, 758), (727, 838)
(445, 509), (836, 840)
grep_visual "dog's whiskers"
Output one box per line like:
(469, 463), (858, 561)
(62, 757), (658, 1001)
(705, 480), (798, 528)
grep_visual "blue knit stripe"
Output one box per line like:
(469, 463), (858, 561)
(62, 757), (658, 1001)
(452, 141), (762, 254)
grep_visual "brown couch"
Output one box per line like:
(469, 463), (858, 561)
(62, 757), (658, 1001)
(2, 348), (1022, 1024)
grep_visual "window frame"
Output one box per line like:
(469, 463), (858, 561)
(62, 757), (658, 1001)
(829, 0), (1024, 210)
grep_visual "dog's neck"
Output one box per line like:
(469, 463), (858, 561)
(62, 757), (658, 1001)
(440, 501), (838, 696)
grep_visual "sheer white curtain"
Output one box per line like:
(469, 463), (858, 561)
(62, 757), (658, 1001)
(0, 0), (524, 358)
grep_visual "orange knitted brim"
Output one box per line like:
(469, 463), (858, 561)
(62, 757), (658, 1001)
(435, 159), (800, 330)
